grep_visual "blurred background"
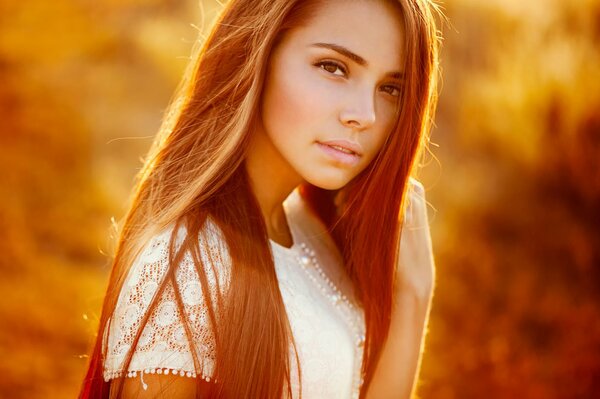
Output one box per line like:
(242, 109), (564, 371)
(0, 0), (598, 397)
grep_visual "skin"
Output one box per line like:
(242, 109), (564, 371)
(248, 1), (435, 397)
(245, 0), (405, 247)
(120, 0), (435, 397)
(367, 177), (436, 399)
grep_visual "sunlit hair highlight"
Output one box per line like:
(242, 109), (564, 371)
(80, 0), (443, 398)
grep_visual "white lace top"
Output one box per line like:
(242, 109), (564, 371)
(103, 188), (366, 398)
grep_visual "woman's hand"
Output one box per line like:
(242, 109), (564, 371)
(394, 177), (436, 302)
(365, 178), (436, 399)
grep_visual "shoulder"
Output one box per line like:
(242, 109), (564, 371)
(120, 216), (233, 314)
(103, 216), (230, 384)
(128, 217), (231, 282)
(134, 216), (230, 268)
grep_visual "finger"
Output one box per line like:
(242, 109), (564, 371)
(403, 198), (414, 227)
(408, 177), (425, 196)
(406, 190), (429, 230)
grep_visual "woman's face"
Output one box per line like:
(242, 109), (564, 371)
(255, 0), (406, 190)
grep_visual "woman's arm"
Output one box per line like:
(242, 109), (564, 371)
(365, 178), (436, 399)
(365, 287), (433, 399)
(114, 374), (213, 399)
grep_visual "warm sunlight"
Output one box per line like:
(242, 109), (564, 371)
(1, 0), (598, 397)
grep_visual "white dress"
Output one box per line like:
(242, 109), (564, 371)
(103, 188), (366, 398)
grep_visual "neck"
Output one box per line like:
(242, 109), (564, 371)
(245, 127), (303, 246)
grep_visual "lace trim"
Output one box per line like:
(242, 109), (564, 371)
(103, 219), (230, 385)
(104, 368), (202, 391)
(105, 367), (198, 380)
(103, 347), (215, 382)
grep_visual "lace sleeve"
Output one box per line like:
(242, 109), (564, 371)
(102, 218), (230, 386)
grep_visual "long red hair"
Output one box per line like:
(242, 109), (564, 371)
(79, 0), (442, 397)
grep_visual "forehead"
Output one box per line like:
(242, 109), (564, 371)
(286, 0), (405, 73)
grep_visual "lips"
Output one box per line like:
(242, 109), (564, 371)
(316, 140), (362, 167)
(317, 139), (363, 156)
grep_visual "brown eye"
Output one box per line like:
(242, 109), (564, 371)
(381, 84), (402, 97)
(315, 60), (347, 77)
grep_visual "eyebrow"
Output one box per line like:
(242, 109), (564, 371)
(309, 42), (404, 79)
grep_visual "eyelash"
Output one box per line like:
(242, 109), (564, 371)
(315, 60), (348, 76)
(314, 60), (402, 98)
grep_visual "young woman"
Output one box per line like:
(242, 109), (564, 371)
(80, 0), (441, 398)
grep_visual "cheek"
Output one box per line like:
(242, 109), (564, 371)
(262, 64), (317, 141)
(262, 58), (340, 145)
(379, 115), (397, 149)
(379, 98), (399, 132)
(370, 107), (397, 152)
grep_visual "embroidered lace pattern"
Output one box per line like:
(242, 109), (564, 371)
(103, 219), (230, 383)
(102, 189), (366, 398)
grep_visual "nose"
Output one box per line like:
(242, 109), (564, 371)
(339, 89), (377, 131)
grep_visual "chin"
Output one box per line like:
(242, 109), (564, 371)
(304, 171), (353, 191)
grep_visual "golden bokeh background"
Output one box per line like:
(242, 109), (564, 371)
(0, 0), (598, 397)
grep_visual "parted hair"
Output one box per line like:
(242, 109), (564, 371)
(80, 0), (442, 397)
